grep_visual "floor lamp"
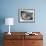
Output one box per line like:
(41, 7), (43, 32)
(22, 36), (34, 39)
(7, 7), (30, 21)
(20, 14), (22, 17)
(5, 18), (14, 35)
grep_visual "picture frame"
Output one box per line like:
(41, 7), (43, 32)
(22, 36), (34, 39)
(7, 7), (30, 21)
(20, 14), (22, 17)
(18, 9), (35, 23)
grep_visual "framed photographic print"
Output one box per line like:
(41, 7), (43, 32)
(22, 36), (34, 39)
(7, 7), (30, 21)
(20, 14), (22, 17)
(18, 9), (35, 23)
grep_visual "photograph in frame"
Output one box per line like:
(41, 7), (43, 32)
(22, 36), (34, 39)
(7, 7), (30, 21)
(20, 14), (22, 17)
(18, 9), (35, 23)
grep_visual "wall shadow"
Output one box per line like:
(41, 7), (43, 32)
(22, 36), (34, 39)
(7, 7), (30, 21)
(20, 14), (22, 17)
(0, 16), (5, 46)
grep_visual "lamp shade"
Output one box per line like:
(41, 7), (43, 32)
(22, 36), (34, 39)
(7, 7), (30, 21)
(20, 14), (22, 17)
(5, 18), (14, 25)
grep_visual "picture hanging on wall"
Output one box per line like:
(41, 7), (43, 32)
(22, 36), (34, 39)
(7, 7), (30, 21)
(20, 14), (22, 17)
(18, 9), (35, 23)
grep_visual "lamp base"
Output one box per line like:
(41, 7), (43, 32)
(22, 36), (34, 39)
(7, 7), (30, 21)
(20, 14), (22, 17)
(8, 32), (11, 35)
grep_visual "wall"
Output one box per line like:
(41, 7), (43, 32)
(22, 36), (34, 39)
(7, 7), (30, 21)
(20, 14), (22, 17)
(0, 0), (46, 32)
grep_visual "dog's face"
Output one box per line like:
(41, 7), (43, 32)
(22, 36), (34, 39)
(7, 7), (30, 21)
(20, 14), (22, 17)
(21, 11), (33, 20)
